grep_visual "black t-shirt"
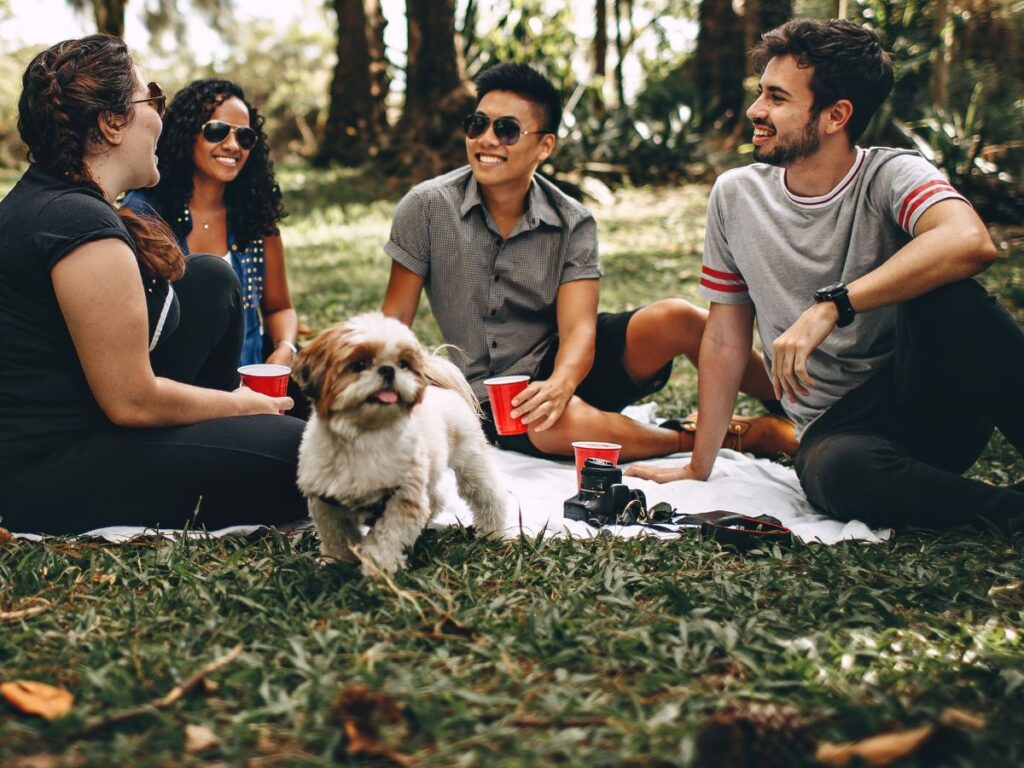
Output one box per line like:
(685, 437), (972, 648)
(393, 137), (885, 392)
(0, 166), (174, 464)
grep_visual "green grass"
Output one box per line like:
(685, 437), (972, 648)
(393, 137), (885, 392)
(1, 165), (1023, 766)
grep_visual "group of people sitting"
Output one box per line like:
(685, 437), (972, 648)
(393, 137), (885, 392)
(1, 19), (1022, 537)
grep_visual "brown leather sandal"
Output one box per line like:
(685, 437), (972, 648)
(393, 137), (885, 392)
(661, 412), (798, 457)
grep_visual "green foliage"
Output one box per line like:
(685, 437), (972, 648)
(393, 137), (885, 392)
(893, 81), (986, 182)
(463, 0), (578, 91)
(141, 16), (334, 160)
(0, 45), (36, 168)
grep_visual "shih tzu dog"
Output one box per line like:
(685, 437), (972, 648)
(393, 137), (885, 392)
(292, 312), (507, 575)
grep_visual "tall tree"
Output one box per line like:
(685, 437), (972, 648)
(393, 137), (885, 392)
(65, 0), (228, 41)
(694, 0), (792, 135)
(593, 0), (608, 113)
(693, 0), (745, 132)
(383, 0), (474, 179)
(613, 0), (627, 107)
(931, 0), (950, 109)
(67, 0), (127, 37)
(317, 0), (389, 166)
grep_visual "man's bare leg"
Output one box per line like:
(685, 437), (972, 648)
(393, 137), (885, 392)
(623, 299), (775, 402)
(527, 396), (693, 460)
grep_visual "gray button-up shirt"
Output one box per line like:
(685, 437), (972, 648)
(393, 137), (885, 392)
(385, 165), (602, 402)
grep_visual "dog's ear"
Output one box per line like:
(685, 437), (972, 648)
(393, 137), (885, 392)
(408, 343), (428, 406)
(290, 347), (321, 403)
(292, 326), (348, 411)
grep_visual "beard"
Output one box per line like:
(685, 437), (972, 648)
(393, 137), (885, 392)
(752, 116), (822, 166)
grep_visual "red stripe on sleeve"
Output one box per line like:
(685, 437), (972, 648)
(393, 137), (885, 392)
(898, 180), (954, 230)
(700, 277), (749, 294)
(701, 265), (746, 283)
(900, 185), (957, 232)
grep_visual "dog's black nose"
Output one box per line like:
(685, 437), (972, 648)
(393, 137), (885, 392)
(378, 365), (395, 384)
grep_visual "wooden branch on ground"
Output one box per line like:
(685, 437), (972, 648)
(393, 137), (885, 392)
(78, 644), (243, 736)
(0, 605), (50, 623)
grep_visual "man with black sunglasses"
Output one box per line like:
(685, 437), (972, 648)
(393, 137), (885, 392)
(382, 62), (794, 461)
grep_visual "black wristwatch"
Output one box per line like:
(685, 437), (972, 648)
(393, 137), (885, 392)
(813, 282), (856, 327)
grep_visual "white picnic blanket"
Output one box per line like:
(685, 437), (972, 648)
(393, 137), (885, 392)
(11, 406), (890, 545)
(434, 445), (891, 545)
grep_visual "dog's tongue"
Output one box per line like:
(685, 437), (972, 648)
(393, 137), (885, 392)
(375, 390), (399, 404)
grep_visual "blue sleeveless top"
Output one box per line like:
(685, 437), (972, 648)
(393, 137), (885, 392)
(122, 190), (265, 366)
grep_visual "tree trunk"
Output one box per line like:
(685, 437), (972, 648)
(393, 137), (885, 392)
(931, 0), (950, 110)
(694, 0), (745, 132)
(758, 0), (791, 35)
(93, 0), (127, 37)
(384, 0), (474, 180)
(613, 0), (627, 108)
(318, 0), (388, 166)
(592, 0), (608, 114)
(593, 0), (607, 77)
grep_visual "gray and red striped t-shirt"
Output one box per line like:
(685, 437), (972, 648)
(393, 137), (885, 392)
(699, 147), (966, 434)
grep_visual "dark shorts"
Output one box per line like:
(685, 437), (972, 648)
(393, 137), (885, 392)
(480, 308), (673, 457)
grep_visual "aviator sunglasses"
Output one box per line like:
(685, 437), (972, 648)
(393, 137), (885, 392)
(200, 120), (258, 150)
(130, 82), (167, 118)
(462, 113), (554, 146)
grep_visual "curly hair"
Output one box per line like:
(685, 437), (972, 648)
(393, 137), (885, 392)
(146, 79), (286, 248)
(17, 35), (184, 281)
(751, 19), (895, 143)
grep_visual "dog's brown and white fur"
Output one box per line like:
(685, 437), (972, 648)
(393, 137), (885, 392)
(293, 312), (507, 575)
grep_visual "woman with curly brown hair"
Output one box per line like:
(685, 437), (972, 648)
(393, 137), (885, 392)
(124, 79), (299, 373)
(0, 35), (307, 534)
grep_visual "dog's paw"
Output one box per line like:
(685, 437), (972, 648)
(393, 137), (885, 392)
(318, 547), (360, 566)
(357, 547), (405, 577)
(315, 554), (348, 567)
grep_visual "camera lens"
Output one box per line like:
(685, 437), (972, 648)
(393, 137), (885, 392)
(580, 459), (622, 493)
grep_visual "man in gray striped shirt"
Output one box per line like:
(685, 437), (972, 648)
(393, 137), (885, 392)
(629, 20), (1024, 530)
(382, 62), (794, 461)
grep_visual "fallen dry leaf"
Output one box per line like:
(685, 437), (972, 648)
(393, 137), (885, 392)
(816, 706), (985, 768)
(940, 708), (986, 731)
(817, 724), (934, 766)
(815, 708), (983, 768)
(91, 572), (116, 587)
(332, 685), (413, 765)
(0, 526), (13, 544)
(1, 681), (74, 720)
(184, 723), (220, 754)
(5, 754), (85, 768)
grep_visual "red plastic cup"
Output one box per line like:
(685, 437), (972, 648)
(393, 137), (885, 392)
(238, 364), (291, 413)
(572, 441), (622, 490)
(484, 375), (530, 436)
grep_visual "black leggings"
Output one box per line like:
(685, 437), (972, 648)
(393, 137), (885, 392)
(0, 255), (307, 534)
(795, 279), (1024, 531)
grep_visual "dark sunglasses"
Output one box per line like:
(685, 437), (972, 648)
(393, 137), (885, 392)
(130, 82), (166, 118)
(201, 120), (258, 150)
(462, 113), (554, 146)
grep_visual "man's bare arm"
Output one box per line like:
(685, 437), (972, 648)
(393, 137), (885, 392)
(627, 301), (754, 482)
(381, 261), (425, 327)
(771, 198), (996, 401)
(511, 278), (598, 431)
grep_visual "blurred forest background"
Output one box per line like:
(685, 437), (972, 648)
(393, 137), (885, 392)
(0, 0), (1021, 221)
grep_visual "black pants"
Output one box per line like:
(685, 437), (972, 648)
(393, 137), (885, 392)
(795, 279), (1024, 530)
(0, 255), (307, 534)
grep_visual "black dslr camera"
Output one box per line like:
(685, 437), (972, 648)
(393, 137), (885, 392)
(564, 458), (647, 527)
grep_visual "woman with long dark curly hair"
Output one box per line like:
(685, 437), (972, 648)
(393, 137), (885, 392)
(124, 79), (298, 371)
(0, 36), (307, 533)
